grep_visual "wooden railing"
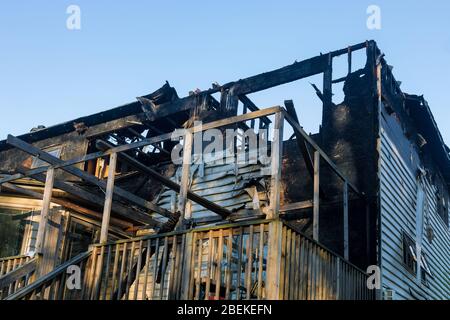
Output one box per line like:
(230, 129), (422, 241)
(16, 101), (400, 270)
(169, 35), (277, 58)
(279, 223), (374, 300)
(7, 220), (375, 300)
(6, 251), (91, 300)
(85, 232), (185, 300)
(0, 254), (36, 299)
(0, 254), (32, 277)
(82, 221), (270, 300)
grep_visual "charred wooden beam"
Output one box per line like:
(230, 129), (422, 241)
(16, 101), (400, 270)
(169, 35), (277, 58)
(6, 135), (174, 219)
(96, 140), (233, 220)
(224, 55), (329, 96)
(127, 128), (170, 155)
(1, 182), (132, 236)
(13, 168), (159, 227)
(238, 95), (272, 126)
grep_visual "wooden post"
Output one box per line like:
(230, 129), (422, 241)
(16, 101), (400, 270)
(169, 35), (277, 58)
(268, 112), (284, 219)
(347, 47), (352, 75)
(35, 168), (55, 254)
(323, 54), (333, 110)
(100, 153), (118, 244)
(178, 131), (193, 226)
(180, 232), (194, 299)
(266, 220), (283, 300)
(336, 257), (341, 300)
(313, 151), (320, 241)
(343, 182), (349, 260)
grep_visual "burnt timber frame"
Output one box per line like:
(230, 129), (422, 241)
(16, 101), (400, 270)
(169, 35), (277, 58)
(0, 41), (381, 300)
(1, 107), (362, 260)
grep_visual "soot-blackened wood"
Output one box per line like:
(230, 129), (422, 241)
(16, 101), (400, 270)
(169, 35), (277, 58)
(238, 95), (272, 126)
(7, 135), (173, 219)
(15, 168), (158, 227)
(96, 140), (233, 220)
(1, 182), (131, 237)
(313, 151), (320, 242)
(227, 55), (328, 96)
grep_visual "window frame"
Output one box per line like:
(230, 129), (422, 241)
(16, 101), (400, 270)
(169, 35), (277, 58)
(401, 231), (417, 275)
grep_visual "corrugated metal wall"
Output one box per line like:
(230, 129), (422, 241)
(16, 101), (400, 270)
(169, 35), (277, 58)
(379, 124), (450, 300)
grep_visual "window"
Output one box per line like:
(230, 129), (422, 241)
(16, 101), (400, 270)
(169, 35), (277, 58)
(420, 252), (433, 285)
(31, 146), (62, 168)
(0, 208), (30, 257)
(402, 231), (416, 275)
(436, 189), (449, 227)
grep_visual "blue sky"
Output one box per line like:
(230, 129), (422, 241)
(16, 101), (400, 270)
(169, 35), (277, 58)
(0, 1), (449, 144)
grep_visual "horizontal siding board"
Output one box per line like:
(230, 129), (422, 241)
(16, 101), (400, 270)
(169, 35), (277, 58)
(380, 126), (450, 300)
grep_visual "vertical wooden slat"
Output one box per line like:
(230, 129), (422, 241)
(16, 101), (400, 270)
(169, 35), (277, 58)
(266, 220), (283, 300)
(306, 241), (313, 300)
(92, 245), (105, 300)
(313, 151), (320, 242)
(86, 247), (98, 300)
(160, 237), (169, 300)
(225, 230), (233, 300)
(257, 224), (265, 300)
(195, 235), (203, 300)
(310, 244), (316, 300)
(336, 257), (340, 300)
(245, 226), (254, 300)
(142, 239), (151, 300)
(327, 253), (332, 300)
(150, 239), (160, 300)
(48, 277), (56, 300)
(110, 243), (120, 300)
(133, 240), (143, 300)
(236, 227), (244, 300)
(102, 245), (113, 300)
(318, 249), (323, 300)
(204, 230), (213, 300)
(125, 241), (136, 300)
(175, 234), (186, 299)
(188, 232), (198, 300)
(117, 242), (127, 300)
(215, 229), (224, 300)
(180, 231), (195, 300)
(279, 226), (287, 299)
(290, 232), (297, 300)
(296, 235), (304, 300)
(283, 228), (292, 300)
(80, 255), (90, 300)
(343, 181), (349, 260)
(185, 232), (197, 300)
(168, 235), (178, 300)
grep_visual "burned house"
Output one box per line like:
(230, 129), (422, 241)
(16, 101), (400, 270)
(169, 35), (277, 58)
(0, 40), (448, 300)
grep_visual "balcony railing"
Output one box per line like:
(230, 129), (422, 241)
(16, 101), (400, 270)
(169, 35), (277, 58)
(0, 254), (36, 299)
(7, 220), (374, 300)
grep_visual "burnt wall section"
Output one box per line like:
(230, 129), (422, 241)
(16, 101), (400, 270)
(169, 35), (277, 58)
(0, 131), (89, 182)
(320, 67), (378, 268)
